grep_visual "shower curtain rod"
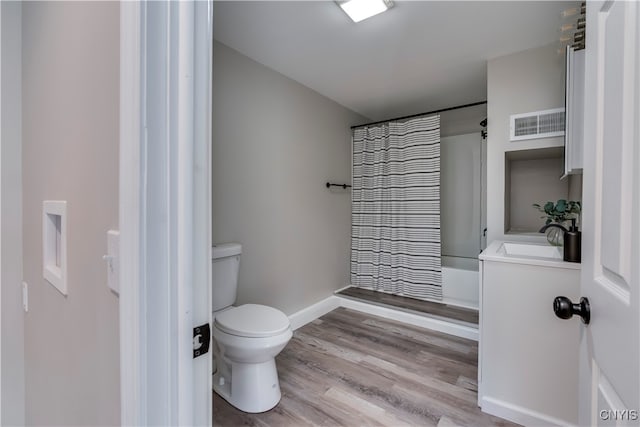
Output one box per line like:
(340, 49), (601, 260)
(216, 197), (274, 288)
(350, 100), (487, 130)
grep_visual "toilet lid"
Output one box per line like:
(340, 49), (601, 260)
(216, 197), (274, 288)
(214, 304), (290, 338)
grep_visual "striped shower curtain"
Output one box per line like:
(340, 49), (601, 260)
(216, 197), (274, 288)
(351, 115), (442, 301)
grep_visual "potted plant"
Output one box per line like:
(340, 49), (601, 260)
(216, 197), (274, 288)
(532, 199), (581, 246)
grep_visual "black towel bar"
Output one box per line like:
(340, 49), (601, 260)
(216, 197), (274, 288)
(326, 182), (352, 189)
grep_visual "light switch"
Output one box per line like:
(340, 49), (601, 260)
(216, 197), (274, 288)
(106, 230), (120, 296)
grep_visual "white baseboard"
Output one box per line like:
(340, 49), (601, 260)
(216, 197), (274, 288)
(480, 396), (577, 427)
(288, 296), (341, 331)
(441, 297), (479, 311)
(288, 292), (479, 341)
(337, 296), (478, 341)
(333, 284), (352, 294)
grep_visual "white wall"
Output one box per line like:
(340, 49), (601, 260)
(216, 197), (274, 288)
(486, 44), (581, 244)
(21, 2), (120, 425)
(1, 2), (25, 424)
(212, 41), (365, 315)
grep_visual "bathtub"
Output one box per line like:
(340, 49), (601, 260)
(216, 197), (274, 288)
(441, 256), (479, 310)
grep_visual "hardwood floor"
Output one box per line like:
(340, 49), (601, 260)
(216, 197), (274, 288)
(213, 308), (517, 427)
(337, 286), (479, 326)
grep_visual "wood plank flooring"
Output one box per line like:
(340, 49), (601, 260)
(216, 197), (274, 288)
(213, 308), (517, 427)
(337, 286), (479, 326)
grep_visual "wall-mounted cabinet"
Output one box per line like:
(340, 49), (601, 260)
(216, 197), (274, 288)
(564, 46), (585, 175)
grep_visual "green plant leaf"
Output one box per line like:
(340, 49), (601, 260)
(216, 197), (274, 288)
(544, 201), (554, 214)
(556, 199), (567, 213)
(534, 200), (581, 227)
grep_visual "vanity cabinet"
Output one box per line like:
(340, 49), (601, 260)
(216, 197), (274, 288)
(564, 46), (585, 175)
(478, 240), (580, 426)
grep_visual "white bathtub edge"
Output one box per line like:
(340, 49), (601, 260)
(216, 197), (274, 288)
(442, 265), (480, 310)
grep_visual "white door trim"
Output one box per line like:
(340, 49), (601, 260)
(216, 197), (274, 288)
(176, 2), (196, 419)
(119, 1), (145, 424)
(119, 2), (212, 424)
(192, 1), (214, 421)
(0, 4), (4, 421)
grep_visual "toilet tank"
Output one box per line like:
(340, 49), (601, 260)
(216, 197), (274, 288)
(212, 243), (242, 312)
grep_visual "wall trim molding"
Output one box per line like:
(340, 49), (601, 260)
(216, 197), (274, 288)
(288, 294), (479, 341)
(119, 2), (212, 424)
(289, 296), (342, 331)
(119, 2), (144, 425)
(333, 284), (352, 294)
(480, 396), (576, 427)
(337, 296), (479, 341)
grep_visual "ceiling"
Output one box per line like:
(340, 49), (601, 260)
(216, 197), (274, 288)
(213, 1), (575, 121)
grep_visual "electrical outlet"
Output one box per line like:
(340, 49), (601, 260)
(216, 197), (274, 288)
(22, 282), (28, 312)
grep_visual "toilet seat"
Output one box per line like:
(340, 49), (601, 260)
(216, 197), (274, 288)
(214, 304), (290, 338)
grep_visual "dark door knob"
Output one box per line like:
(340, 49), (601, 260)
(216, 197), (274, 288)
(553, 296), (590, 324)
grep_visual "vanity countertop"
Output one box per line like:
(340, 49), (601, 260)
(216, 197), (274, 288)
(479, 240), (581, 270)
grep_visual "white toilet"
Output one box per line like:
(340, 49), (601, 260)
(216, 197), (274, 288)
(212, 243), (292, 413)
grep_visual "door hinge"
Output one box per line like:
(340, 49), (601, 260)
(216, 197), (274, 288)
(193, 323), (211, 359)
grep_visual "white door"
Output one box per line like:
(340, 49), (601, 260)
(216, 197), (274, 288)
(579, 1), (640, 425)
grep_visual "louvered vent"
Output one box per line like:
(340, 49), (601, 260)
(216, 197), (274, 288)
(510, 108), (565, 141)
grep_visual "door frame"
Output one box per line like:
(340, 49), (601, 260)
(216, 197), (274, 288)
(118, 1), (143, 423)
(119, 1), (212, 424)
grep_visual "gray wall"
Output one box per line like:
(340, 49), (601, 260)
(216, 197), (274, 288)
(212, 41), (365, 315)
(441, 133), (483, 259)
(486, 44), (581, 244)
(507, 155), (568, 232)
(440, 104), (486, 138)
(22, 2), (120, 425)
(1, 2), (25, 424)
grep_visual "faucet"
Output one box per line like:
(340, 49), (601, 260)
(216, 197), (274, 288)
(539, 218), (577, 234)
(539, 223), (569, 233)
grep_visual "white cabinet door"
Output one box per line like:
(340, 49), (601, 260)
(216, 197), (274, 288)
(579, 1), (640, 424)
(479, 258), (580, 426)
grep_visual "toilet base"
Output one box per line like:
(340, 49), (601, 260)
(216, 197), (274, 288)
(213, 359), (282, 413)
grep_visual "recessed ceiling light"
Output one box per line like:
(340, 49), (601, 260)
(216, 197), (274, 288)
(337, 0), (394, 23)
